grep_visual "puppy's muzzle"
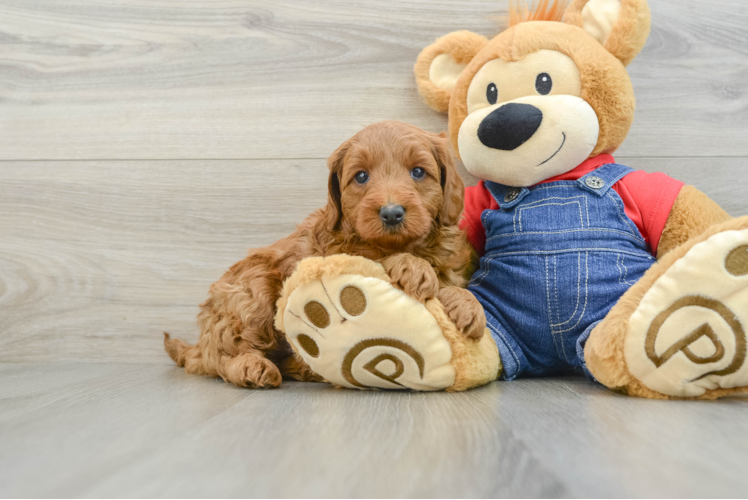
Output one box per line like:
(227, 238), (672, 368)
(477, 103), (543, 151)
(380, 204), (405, 228)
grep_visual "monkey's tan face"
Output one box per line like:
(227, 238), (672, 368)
(457, 50), (600, 187)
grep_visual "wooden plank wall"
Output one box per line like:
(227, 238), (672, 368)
(1, 0), (747, 363)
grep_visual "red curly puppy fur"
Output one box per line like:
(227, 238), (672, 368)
(164, 121), (484, 388)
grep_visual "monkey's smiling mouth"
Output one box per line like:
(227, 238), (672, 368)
(537, 132), (566, 166)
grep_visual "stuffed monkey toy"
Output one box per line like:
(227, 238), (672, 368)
(276, 0), (748, 398)
(414, 0), (748, 399)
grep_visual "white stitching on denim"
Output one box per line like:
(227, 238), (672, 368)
(606, 192), (641, 238)
(486, 248), (656, 258)
(518, 201), (584, 232)
(607, 191), (634, 233)
(615, 253), (624, 286)
(545, 255), (554, 331)
(547, 255), (566, 359)
(584, 195), (590, 226)
(517, 195), (586, 206)
(487, 317), (521, 373)
(553, 255), (559, 327)
(551, 252), (589, 334)
(618, 253), (635, 286)
(469, 255), (495, 288)
(532, 183), (578, 191)
(603, 167), (635, 191)
(485, 228), (646, 243)
(551, 252), (582, 329)
(556, 255), (570, 359)
(514, 195), (588, 227)
(517, 195), (587, 210)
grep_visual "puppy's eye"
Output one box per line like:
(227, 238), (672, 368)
(410, 167), (426, 180)
(535, 73), (552, 95)
(354, 171), (369, 184)
(486, 83), (498, 105)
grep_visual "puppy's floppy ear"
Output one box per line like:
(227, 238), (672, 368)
(415, 31), (489, 113)
(430, 132), (464, 226)
(325, 141), (348, 231)
(564, 0), (651, 66)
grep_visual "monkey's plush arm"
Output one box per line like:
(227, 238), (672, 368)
(657, 186), (732, 259)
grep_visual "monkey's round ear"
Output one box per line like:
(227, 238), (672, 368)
(414, 31), (489, 113)
(564, 0), (650, 66)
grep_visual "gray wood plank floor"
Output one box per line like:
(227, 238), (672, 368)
(3, 363), (748, 498)
(1, 0), (748, 497)
(0, 0), (747, 159)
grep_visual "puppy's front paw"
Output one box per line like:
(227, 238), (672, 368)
(381, 253), (439, 302)
(438, 286), (486, 341)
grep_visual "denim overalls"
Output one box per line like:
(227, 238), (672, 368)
(468, 163), (657, 380)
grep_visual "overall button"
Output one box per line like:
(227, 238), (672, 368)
(585, 176), (605, 189)
(504, 189), (520, 203)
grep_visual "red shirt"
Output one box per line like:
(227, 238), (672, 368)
(460, 154), (684, 257)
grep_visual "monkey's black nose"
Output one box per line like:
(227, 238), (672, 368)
(380, 205), (405, 227)
(478, 103), (543, 151)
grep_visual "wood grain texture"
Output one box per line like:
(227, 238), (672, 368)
(1, 157), (747, 364)
(0, 0), (746, 160)
(2, 364), (748, 498)
(0, 159), (328, 363)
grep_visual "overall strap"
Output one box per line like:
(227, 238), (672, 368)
(484, 181), (531, 210)
(577, 163), (635, 197)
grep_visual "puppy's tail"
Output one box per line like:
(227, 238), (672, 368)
(163, 332), (196, 367)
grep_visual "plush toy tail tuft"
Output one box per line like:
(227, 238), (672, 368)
(163, 332), (195, 367)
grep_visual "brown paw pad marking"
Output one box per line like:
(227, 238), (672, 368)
(297, 334), (320, 358)
(302, 285), (367, 328)
(340, 285), (366, 316)
(342, 338), (425, 388)
(726, 245), (748, 277)
(363, 354), (404, 385)
(304, 300), (330, 328)
(646, 296), (746, 378)
(298, 285), (367, 359)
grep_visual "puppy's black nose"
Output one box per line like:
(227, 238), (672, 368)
(380, 204), (405, 227)
(478, 103), (543, 151)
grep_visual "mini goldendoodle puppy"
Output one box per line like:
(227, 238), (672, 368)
(165, 121), (485, 388)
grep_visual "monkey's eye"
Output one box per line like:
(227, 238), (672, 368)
(410, 167), (426, 180)
(354, 171), (369, 184)
(486, 83), (498, 105)
(535, 73), (552, 95)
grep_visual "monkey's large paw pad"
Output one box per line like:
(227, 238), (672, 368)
(625, 229), (748, 398)
(275, 256), (456, 391)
